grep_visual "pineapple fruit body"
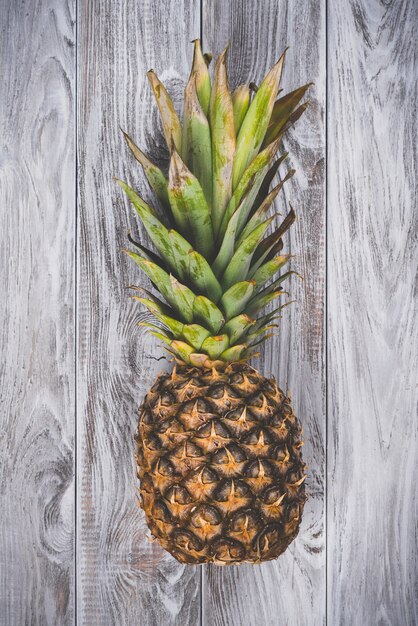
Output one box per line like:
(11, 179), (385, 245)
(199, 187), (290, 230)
(118, 40), (311, 564)
(136, 364), (306, 564)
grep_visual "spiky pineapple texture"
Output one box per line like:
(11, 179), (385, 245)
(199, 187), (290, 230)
(117, 40), (310, 564)
(136, 364), (306, 565)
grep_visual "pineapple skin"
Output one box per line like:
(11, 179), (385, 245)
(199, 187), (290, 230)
(135, 363), (306, 565)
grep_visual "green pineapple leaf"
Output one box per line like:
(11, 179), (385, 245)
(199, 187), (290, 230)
(168, 150), (214, 258)
(116, 179), (176, 271)
(221, 218), (273, 289)
(135, 297), (185, 335)
(127, 232), (167, 268)
(263, 83), (312, 146)
(251, 301), (295, 331)
(219, 136), (282, 238)
(167, 230), (192, 281)
(182, 323), (211, 350)
(138, 320), (173, 335)
(232, 49), (286, 189)
(223, 313), (256, 344)
(127, 251), (196, 323)
(250, 207), (296, 274)
(129, 285), (174, 313)
(188, 250), (223, 303)
(209, 47), (236, 238)
(170, 340), (195, 362)
(149, 330), (173, 346)
(212, 187), (252, 277)
(220, 344), (247, 362)
(182, 74), (212, 206)
(221, 280), (256, 319)
(243, 323), (278, 344)
(120, 130), (169, 209)
(191, 39), (211, 115)
(254, 271), (301, 300)
(201, 334), (230, 359)
(193, 296), (224, 333)
(147, 70), (182, 152)
(132, 295), (169, 317)
(246, 289), (287, 316)
(245, 331), (276, 350)
(238, 168), (295, 244)
(251, 254), (291, 288)
(251, 153), (288, 215)
(126, 251), (172, 298)
(169, 275), (196, 323)
(120, 47), (307, 364)
(232, 84), (251, 133)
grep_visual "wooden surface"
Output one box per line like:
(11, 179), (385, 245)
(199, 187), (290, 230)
(327, 1), (418, 625)
(0, 1), (416, 625)
(0, 1), (76, 624)
(202, 1), (326, 625)
(77, 1), (201, 624)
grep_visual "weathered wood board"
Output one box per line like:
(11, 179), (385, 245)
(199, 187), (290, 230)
(202, 1), (326, 625)
(327, 1), (418, 624)
(1, 0), (417, 624)
(0, 0), (76, 624)
(76, 1), (201, 624)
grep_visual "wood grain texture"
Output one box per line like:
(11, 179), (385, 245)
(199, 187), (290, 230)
(202, 1), (326, 625)
(2, 1), (417, 623)
(76, 1), (201, 624)
(0, 1), (75, 624)
(328, 1), (418, 624)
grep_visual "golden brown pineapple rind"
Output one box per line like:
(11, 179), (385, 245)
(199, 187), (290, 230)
(135, 363), (306, 565)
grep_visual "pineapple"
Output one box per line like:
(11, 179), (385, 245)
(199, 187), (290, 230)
(117, 41), (310, 565)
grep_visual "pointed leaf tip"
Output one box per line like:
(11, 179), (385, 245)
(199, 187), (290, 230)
(232, 50), (286, 189)
(209, 46), (236, 237)
(190, 39), (212, 115)
(147, 70), (182, 153)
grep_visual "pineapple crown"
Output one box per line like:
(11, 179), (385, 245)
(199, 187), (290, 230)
(117, 40), (310, 368)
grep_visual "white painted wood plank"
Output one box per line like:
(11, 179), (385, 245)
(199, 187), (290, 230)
(202, 1), (326, 624)
(328, 1), (418, 623)
(0, 0), (76, 624)
(76, 1), (202, 624)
